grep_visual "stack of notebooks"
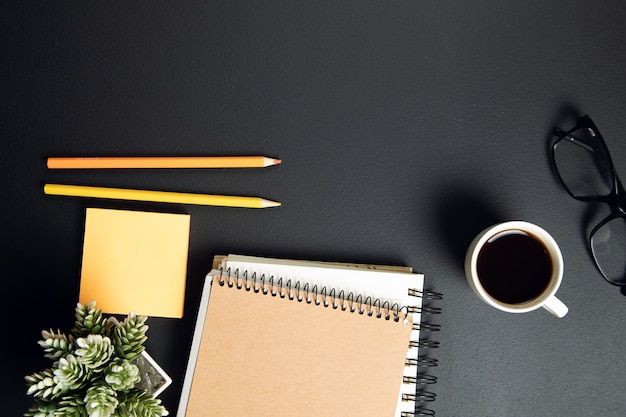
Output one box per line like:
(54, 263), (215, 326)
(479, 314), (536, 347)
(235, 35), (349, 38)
(177, 255), (441, 417)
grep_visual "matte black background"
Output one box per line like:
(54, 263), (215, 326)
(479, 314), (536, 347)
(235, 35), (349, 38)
(3, 2), (626, 416)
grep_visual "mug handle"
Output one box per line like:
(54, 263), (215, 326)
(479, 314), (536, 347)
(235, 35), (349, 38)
(542, 295), (568, 318)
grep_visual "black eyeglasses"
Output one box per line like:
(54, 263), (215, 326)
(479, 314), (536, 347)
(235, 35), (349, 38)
(552, 115), (626, 294)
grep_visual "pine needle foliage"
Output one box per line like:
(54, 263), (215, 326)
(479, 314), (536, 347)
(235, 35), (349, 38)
(25, 302), (168, 417)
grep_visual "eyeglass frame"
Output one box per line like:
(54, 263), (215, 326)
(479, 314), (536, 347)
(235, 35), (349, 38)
(551, 115), (626, 289)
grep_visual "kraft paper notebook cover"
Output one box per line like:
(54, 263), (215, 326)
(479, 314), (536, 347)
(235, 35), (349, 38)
(79, 208), (190, 318)
(177, 255), (441, 417)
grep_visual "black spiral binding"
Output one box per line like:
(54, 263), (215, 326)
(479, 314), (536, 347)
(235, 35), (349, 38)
(402, 289), (442, 417)
(217, 268), (411, 321)
(217, 267), (442, 416)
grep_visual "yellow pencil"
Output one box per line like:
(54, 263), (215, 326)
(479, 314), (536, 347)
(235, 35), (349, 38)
(44, 184), (281, 209)
(47, 156), (282, 169)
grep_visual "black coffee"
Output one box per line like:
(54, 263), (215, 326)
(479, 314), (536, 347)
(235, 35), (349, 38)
(477, 230), (552, 304)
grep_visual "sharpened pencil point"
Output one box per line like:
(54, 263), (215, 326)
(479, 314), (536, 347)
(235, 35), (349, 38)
(260, 199), (281, 208)
(262, 157), (282, 167)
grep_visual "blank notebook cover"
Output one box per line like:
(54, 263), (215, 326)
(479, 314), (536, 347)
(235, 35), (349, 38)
(178, 255), (436, 417)
(79, 208), (190, 318)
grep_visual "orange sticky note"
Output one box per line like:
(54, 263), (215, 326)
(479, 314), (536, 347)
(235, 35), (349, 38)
(79, 208), (190, 318)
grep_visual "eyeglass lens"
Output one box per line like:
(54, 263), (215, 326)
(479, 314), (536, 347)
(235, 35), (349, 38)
(591, 216), (626, 285)
(553, 119), (626, 287)
(553, 126), (614, 199)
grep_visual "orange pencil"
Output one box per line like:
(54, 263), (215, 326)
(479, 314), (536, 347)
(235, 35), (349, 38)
(47, 156), (282, 169)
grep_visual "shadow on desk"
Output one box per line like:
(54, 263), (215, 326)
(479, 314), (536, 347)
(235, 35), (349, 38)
(432, 182), (508, 277)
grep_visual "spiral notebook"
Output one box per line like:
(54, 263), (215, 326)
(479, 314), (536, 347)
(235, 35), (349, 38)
(177, 255), (440, 417)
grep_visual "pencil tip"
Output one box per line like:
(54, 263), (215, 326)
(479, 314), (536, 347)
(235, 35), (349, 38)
(262, 157), (282, 167)
(261, 199), (281, 208)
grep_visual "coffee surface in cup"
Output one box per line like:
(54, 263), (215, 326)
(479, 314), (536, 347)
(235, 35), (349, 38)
(477, 229), (552, 304)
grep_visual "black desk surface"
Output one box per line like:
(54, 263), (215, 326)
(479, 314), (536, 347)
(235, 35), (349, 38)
(4, 2), (626, 415)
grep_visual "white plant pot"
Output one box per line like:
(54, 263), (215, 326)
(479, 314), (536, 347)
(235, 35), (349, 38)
(134, 350), (173, 398)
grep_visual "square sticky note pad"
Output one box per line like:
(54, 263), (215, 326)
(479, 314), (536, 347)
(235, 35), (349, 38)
(79, 208), (190, 318)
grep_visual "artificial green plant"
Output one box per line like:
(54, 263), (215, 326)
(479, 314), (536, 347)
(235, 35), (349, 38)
(25, 302), (169, 417)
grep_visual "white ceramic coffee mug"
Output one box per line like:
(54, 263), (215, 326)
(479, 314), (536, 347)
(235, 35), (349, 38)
(464, 221), (568, 318)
